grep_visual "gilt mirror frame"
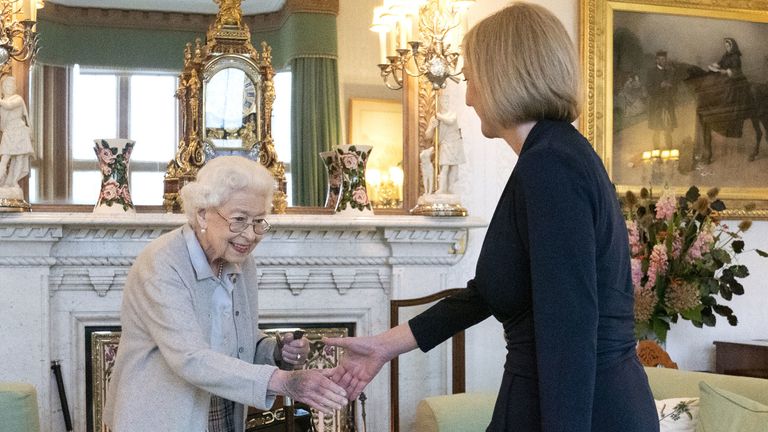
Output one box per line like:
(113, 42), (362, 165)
(163, 2), (287, 213)
(580, 0), (768, 220)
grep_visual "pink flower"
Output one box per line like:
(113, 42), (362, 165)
(687, 225), (715, 262)
(626, 220), (642, 256)
(655, 191), (677, 220)
(351, 186), (369, 205)
(631, 258), (643, 288)
(645, 244), (668, 289)
(101, 179), (119, 201)
(339, 153), (359, 170)
(98, 147), (116, 165)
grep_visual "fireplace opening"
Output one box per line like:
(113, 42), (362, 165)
(85, 322), (357, 432)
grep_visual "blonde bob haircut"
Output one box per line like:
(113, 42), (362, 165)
(179, 156), (275, 228)
(462, 2), (580, 127)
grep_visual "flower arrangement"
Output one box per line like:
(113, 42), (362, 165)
(622, 186), (767, 343)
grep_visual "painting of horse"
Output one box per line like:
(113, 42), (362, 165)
(683, 65), (768, 164)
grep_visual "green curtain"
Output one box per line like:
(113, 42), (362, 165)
(290, 57), (340, 207)
(36, 13), (337, 70)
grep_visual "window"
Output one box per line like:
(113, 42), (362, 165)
(70, 66), (178, 205)
(30, 66), (292, 207)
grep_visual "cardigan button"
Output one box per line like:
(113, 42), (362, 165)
(239, 347), (244, 353)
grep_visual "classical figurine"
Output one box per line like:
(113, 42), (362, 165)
(0, 76), (34, 196)
(420, 146), (434, 194)
(424, 92), (466, 195)
(215, 0), (243, 26)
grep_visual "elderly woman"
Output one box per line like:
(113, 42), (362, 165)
(325, 3), (658, 431)
(104, 156), (347, 432)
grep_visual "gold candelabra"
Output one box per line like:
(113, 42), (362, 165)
(0, 0), (42, 70)
(371, 0), (474, 90)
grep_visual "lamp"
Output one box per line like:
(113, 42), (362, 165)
(0, 0), (42, 69)
(371, 0), (473, 90)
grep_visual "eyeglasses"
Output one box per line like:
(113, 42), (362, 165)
(215, 211), (271, 234)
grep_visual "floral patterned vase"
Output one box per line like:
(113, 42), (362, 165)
(93, 138), (135, 213)
(334, 144), (373, 215)
(320, 150), (342, 210)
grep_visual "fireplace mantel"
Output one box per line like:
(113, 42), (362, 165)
(0, 212), (486, 432)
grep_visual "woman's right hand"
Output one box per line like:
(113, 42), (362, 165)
(268, 369), (348, 415)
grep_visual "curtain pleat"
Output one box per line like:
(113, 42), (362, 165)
(290, 57), (340, 207)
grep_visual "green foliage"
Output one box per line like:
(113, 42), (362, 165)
(622, 188), (766, 342)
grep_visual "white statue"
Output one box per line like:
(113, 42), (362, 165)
(424, 92), (466, 195)
(419, 146), (434, 194)
(0, 76), (34, 197)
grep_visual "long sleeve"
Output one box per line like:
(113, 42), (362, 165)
(408, 281), (492, 352)
(130, 261), (278, 409)
(514, 149), (598, 432)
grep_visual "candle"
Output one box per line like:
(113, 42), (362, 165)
(661, 150), (670, 160)
(670, 149), (680, 160)
(651, 149), (661, 159)
(378, 32), (387, 64)
(642, 151), (651, 161)
(399, 17), (407, 48)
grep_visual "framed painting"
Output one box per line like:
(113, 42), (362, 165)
(85, 327), (121, 432)
(348, 98), (404, 209)
(580, 0), (768, 219)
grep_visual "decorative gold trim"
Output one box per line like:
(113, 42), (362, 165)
(90, 331), (121, 432)
(163, 0), (287, 213)
(580, 0), (768, 220)
(0, 197), (31, 212)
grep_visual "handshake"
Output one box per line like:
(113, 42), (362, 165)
(270, 325), (411, 416)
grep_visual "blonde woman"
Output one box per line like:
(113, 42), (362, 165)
(325, 3), (658, 431)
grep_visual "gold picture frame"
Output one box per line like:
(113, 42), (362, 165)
(88, 329), (121, 432)
(580, 0), (768, 219)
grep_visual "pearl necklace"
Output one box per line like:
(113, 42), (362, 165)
(217, 262), (224, 279)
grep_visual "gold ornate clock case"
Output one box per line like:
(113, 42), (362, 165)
(163, 0), (287, 213)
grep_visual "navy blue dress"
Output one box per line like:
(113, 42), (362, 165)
(409, 120), (658, 431)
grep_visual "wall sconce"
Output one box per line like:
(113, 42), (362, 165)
(371, 0), (474, 90)
(0, 0), (42, 68)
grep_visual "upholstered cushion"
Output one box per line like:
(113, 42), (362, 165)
(696, 382), (768, 432)
(645, 367), (768, 406)
(414, 392), (496, 432)
(656, 397), (699, 431)
(0, 382), (40, 432)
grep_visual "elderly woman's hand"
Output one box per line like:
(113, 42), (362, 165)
(277, 332), (311, 367)
(268, 369), (348, 415)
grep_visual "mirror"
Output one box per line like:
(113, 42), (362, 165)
(204, 67), (259, 150)
(28, 0), (406, 211)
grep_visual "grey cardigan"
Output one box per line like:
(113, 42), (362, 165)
(103, 225), (279, 432)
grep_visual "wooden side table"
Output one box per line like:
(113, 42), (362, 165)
(713, 340), (768, 379)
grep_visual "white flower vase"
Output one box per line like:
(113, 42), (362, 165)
(333, 144), (373, 215)
(93, 138), (135, 214)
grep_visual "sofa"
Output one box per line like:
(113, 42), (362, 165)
(413, 367), (768, 432)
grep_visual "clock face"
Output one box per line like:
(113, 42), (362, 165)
(242, 78), (257, 115)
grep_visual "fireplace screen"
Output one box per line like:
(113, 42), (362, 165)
(86, 324), (355, 432)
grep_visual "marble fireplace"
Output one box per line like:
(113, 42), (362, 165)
(0, 213), (485, 431)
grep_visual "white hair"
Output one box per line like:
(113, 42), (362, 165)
(180, 156), (275, 227)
